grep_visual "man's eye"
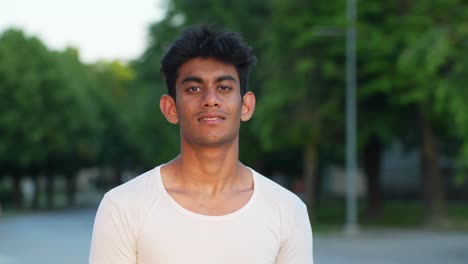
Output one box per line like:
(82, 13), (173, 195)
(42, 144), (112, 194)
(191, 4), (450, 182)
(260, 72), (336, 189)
(187, 86), (200, 93)
(219, 85), (232, 91)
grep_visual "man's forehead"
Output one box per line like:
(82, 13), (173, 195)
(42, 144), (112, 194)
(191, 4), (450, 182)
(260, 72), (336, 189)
(176, 57), (239, 82)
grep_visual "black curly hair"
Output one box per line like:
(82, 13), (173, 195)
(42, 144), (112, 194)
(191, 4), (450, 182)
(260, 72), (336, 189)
(160, 25), (257, 99)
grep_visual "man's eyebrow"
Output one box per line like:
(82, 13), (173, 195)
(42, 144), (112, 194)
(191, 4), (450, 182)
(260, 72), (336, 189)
(216, 75), (238, 83)
(181, 76), (203, 84)
(181, 75), (238, 84)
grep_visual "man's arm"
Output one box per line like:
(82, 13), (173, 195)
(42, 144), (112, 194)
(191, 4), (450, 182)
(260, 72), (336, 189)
(275, 202), (313, 264)
(89, 193), (137, 264)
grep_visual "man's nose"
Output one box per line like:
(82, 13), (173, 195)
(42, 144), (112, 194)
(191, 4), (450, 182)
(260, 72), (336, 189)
(202, 88), (220, 108)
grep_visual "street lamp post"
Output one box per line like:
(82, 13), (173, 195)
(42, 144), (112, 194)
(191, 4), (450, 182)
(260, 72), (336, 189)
(345, 0), (358, 235)
(312, 0), (359, 235)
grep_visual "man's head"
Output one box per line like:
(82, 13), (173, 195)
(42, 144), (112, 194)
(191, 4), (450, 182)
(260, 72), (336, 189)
(160, 25), (257, 99)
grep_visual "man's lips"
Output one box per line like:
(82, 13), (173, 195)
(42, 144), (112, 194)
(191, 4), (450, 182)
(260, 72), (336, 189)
(197, 112), (227, 122)
(199, 117), (223, 121)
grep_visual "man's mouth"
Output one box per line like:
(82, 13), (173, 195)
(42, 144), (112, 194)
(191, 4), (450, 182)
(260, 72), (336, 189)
(197, 113), (227, 123)
(199, 117), (224, 121)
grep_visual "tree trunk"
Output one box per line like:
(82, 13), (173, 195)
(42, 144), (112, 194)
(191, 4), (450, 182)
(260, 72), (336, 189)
(45, 174), (55, 209)
(362, 135), (384, 220)
(12, 173), (23, 209)
(419, 109), (448, 226)
(66, 173), (77, 206)
(112, 164), (123, 187)
(304, 141), (318, 222)
(31, 173), (41, 209)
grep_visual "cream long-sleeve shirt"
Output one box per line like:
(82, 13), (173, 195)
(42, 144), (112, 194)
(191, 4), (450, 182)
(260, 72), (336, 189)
(89, 166), (313, 264)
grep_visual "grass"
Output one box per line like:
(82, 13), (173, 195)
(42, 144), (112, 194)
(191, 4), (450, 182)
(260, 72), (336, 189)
(312, 199), (468, 233)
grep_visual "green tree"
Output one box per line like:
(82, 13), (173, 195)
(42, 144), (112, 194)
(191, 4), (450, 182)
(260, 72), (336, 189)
(50, 48), (102, 206)
(393, 0), (468, 225)
(0, 29), (59, 207)
(91, 60), (137, 186)
(0, 29), (101, 208)
(251, 1), (348, 219)
(356, 1), (415, 219)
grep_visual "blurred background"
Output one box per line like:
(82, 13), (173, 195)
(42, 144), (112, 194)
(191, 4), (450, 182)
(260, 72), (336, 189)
(1, 0), (468, 263)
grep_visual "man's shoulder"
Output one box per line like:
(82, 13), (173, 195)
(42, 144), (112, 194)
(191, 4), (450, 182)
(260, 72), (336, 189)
(104, 166), (162, 206)
(253, 169), (306, 210)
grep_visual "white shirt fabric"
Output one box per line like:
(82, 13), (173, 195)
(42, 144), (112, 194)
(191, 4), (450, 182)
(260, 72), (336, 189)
(89, 165), (313, 264)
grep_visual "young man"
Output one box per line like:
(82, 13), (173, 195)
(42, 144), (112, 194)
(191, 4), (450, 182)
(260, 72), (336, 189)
(89, 25), (313, 264)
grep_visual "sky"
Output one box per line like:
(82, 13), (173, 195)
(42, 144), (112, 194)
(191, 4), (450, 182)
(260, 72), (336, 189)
(0, 0), (165, 63)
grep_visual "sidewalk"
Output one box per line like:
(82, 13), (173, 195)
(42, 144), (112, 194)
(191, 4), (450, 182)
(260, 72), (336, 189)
(0, 208), (95, 264)
(314, 229), (468, 264)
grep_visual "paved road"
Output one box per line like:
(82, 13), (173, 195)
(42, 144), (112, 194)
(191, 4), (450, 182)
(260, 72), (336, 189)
(0, 208), (95, 264)
(0, 208), (467, 264)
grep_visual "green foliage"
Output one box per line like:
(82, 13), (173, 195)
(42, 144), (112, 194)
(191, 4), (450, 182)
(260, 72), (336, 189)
(254, 1), (345, 152)
(90, 60), (136, 167)
(51, 48), (102, 167)
(0, 29), (53, 167)
(393, 0), (468, 153)
(0, 29), (102, 175)
(2, 1), (468, 204)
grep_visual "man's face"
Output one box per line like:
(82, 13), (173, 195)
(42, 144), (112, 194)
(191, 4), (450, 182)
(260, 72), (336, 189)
(162, 57), (254, 147)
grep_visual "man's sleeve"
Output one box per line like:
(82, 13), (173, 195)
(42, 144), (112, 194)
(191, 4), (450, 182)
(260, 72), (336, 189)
(275, 202), (313, 264)
(89, 193), (137, 264)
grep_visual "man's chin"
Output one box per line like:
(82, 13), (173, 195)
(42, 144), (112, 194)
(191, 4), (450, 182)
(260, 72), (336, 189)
(187, 135), (238, 148)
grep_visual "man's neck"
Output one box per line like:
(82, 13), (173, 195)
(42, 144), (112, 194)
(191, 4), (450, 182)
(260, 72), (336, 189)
(162, 141), (249, 197)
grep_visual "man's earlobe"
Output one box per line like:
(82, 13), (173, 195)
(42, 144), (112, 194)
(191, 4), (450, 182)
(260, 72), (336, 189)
(160, 94), (179, 124)
(241, 92), (256, 122)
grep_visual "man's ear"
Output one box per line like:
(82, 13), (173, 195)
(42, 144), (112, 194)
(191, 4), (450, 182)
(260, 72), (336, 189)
(160, 94), (179, 124)
(241, 91), (256, 122)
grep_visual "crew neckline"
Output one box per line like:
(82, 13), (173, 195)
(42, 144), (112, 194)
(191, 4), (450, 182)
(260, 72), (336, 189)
(155, 165), (258, 221)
